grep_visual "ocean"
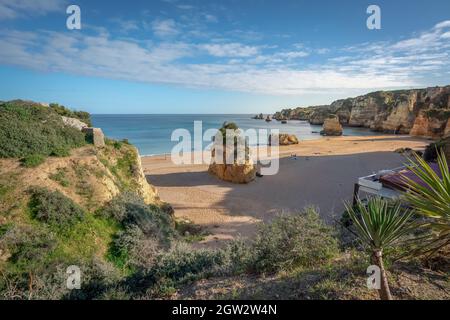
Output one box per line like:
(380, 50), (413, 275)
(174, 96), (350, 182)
(91, 114), (383, 156)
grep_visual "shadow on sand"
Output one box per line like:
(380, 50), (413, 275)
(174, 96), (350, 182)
(146, 151), (410, 247)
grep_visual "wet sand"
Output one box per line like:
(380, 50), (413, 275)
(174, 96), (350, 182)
(142, 135), (429, 248)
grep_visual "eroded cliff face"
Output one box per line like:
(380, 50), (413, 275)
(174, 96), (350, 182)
(274, 86), (450, 138)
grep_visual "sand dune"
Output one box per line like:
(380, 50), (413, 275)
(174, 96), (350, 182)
(142, 135), (429, 248)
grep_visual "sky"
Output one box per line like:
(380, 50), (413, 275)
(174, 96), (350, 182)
(0, 0), (450, 114)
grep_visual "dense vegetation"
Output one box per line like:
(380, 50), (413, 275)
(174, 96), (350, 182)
(0, 194), (342, 299)
(49, 103), (92, 127)
(0, 100), (88, 159)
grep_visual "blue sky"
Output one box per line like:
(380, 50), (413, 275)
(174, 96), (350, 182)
(0, 0), (450, 114)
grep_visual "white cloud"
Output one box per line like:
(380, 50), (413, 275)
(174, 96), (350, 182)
(152, 19), (179, 37)
(177, 4), (194, 10)
(277, 51), (309, 59)
(0, 20), (449, 95)
(434, 20), (450, 30)
(441, 32), (450, 39)
(200, 43), (259, 57)
(0, 0), (63, 20)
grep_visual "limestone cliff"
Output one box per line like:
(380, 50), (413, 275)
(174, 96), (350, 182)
(274, 86), (450, 138)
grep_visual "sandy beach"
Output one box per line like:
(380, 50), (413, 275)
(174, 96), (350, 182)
(142, 135), (430, 248)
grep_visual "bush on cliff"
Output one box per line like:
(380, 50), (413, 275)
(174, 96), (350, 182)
(0, 100), (86, 158)
(49, 103), (92, 127)
(20, 154), (46, 168)
(28, 187), (85, 227)
(102, 193), (175, 271)
(250, 208), (339, 274)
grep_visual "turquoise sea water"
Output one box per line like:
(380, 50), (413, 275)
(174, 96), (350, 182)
(92, 114), (383, 156)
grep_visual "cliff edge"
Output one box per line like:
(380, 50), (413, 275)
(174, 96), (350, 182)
(274, 86), (450, 138)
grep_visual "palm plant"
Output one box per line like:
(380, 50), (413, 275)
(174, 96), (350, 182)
(345, 198), (414, 300)
(402, 150), (450, 256)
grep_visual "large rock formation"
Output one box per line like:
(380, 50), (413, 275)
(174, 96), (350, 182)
(269, 133), (299, 145)
(273, 86), (450, 138)
(82, 127), (106, 148)
(208, 160), (256, 184)
(321, 115), (343, 136)
(208, 145), (256, 183)
(208, 123), (256, 184)
(62, 116), (88, 131)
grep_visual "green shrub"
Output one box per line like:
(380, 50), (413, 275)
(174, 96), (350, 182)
(0, 225), (56, 272)
(109, 225), (160, 270)
(64, 259), (120, 300)
(49, 103), (92, 127)
(0, 100), (86, 158)
(49, 168), (70, 187)
(20, 154), (46, 168)
(102, 193), (175, 271)
(50, 146), (71, 157)
(221, 238), (254, 274)
(101, 193), (174, 241)
(29, 187), (84, 226)
(251, 208), (339, 274)
(175, 218), (209, 243)
(423, 138), (449, 162)
(146, 242), (224, 293)
(0, 258), (119, 300)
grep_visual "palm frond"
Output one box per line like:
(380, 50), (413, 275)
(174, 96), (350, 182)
(402, 150), (450, 219)
(344, 198), (414, 250)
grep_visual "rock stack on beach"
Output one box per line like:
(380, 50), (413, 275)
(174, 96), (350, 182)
(269, 133), (299, 145)
(208, 122), (256, 184)
(321, 115), (343, 136)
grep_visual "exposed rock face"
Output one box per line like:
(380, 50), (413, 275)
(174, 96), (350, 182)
(410, 111), (450, 138)
(62, 116), (89, 131)
(252, 113), (264, 120)
(321, 115), (343, 136)
(274, 106), (317, 121)
(310, 106), (334, 125)
(445, 119), (450, 137)
(208, 146), (256, 184)
(269, 133), (299, 145)
(82, 127), (106, 148)
(132, 151), (159, 203)
(273, 86), (450, 138)
(208, 161), (256, 184)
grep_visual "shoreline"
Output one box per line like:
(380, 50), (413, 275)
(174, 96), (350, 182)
(141, 134), (431, 160)
(142, 135), (430, 248)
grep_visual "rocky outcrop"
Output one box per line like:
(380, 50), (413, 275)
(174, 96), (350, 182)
(274, 106), (316, 121)
(273, 86), (450, 138)
(208, 161), (256, 184)
(208, 145), (256, 183)
(62, 116), (88, 130)
(269, 134), (299, 145)
(208, 124), (256, 184)
(82, 127), (106, 148)
(252, 113), (264, 120)
(132, 151), (159, 204)
(320, 115), (343, 136)
(410, 110), (450, 138)
(444, 119), (450, 137)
